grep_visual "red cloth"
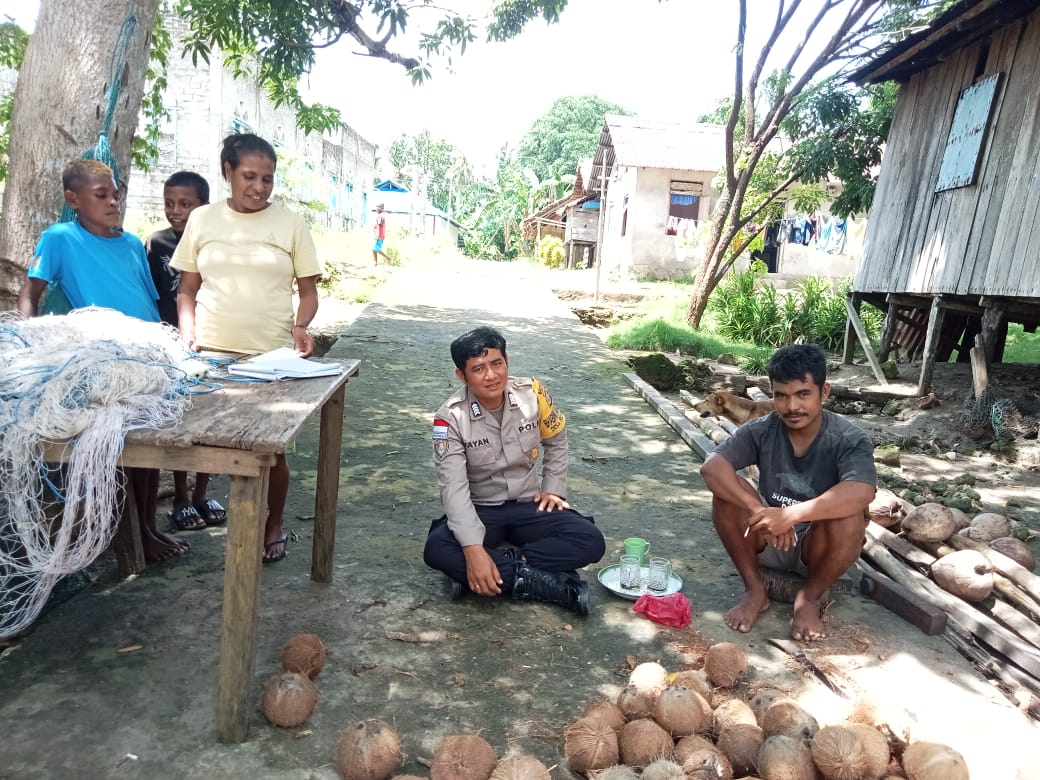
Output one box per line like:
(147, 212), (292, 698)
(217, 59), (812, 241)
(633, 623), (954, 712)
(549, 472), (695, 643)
(632, 592), (691, 628)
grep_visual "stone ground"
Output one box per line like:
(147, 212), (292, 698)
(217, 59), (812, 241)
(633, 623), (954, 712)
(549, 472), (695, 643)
(1, 253), (1038, 779)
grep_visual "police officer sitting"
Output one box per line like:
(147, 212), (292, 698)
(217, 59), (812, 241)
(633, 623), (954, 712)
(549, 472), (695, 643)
(423, 326), (606, 615)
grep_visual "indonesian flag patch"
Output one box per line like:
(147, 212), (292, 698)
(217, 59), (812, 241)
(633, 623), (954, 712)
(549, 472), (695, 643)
(432, 417), (450, 460)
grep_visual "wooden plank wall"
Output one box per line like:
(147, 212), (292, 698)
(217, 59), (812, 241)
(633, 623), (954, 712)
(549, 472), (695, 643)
(855, 9), (1040, 299)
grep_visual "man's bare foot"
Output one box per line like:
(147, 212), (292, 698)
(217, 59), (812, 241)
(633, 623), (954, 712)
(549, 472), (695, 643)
(791, 592), (826, 641)
(141, 531), (188, 563)
(154, 529), (189, 552)
(725, 590), (770, 633)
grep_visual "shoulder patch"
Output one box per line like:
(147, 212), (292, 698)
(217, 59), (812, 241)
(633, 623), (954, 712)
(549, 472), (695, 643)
(532, 377), (565, 438)
(432, 417), (450, 460)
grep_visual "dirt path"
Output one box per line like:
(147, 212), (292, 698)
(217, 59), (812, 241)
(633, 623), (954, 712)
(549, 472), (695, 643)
(0, 254), (1037, 778)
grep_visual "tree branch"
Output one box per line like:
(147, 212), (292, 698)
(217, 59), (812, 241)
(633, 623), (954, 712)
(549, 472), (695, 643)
(328, 0), (420, 70)
(725, 0), (748, 194)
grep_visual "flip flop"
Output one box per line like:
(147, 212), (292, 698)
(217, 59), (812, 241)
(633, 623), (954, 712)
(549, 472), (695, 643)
(169, 504), (206, 531)
(263, 533), (290, 563)
(194, 498), (227, 526)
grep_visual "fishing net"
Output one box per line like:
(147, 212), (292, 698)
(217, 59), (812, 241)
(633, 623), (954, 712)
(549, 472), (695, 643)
(0, 308), (193, 637)
(960, 387), (1037, 440)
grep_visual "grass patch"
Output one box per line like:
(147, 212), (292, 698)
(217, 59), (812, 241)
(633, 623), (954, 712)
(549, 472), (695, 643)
(606, 317), (772, 372)
(1003, 323), (1040, 364)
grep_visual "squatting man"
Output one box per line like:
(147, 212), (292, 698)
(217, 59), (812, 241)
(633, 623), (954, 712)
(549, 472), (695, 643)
(700, 344), (876, 641)
(423, 326), (606, 615)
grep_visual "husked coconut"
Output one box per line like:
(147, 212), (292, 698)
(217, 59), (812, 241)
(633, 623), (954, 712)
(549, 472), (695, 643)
(757, 735), (815, 780)
(280, 632), (326, 679)
(867, 489), (906, 528)
(582, 698), (626, 732)
(618, 718), (673, 768)
(617, 683), (656, 719)
(989, 536), (1036, 571)
(430, 735), (498, 780)
(717, 723), (764, 776)
(390, 776), (425, 780)
(629, 661), (670, 695)
(750, 688), (786, 725)
(564, 718), (619, 774)
(653, 685), (705, 736)
(705, 642), (749, 688)
(670, 669), (712, 699)
(260, 672), (318, 728)
(810, 723), (889, 780)
(678, 745), (734, 780)
(761, 699), (818, 742)
(969, 512), (1012, 542)
(930, 549), (993, 601)
(673, 733), (716, 763)
(589, 767), (639, 780)
(714, 697), (758, 735)
(901, 503), (955, 543)
(901, 741), (968, 780)
(641, 759), (687, 780)
(489, 755), (550, 780)
(337, 719), (402, 780)
(946, 507), (971, 532)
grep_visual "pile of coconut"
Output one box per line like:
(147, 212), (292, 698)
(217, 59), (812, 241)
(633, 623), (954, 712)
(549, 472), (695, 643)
(260, 633), (327, 729)
(563, 643), (967, 780)
(336, 726), (552, 780)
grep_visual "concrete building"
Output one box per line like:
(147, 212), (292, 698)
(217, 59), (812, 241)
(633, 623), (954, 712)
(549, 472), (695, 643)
(124, 12), (376, 232)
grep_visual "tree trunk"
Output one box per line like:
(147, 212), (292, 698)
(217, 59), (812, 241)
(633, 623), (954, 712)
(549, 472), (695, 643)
(0, 0), (159, 309)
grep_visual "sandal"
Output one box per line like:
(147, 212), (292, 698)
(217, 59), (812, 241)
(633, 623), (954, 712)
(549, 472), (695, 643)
(169, 504), (206, 531)
(262, 529), (298, 564)
(194, 498), (227, 526)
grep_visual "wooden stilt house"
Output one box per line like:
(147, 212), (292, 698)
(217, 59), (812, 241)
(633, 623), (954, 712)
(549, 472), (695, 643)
(848, 0), (1040, 393)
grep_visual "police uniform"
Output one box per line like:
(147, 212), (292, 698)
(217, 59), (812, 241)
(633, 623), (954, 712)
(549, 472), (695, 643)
(423, 376), (606, 590)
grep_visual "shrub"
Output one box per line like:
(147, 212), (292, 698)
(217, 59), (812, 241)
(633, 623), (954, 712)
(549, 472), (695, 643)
(537, 236), (566, 268)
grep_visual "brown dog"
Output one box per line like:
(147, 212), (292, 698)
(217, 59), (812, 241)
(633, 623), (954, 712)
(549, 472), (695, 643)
(694, 388), (775, 425)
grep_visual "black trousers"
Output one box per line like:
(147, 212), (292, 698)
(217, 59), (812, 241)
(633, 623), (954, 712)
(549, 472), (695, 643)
(423, 501), (606, 591)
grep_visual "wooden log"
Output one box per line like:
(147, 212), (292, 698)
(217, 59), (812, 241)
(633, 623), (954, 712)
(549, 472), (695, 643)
(678, 389), (702, 408)
(946, 533), (1040, 605)
(113, 469), (145, 576)
(916, 295), (945, 396)
(625, 373), (715, 460)
(970, 333), (989, 400)
(857, 562), (948, 635)
(312, 382), (345, 584)
(944, 621), (1040, 720)
(827, 383), (919, 402)
(845, 297), (888, 385)
(716, 417), (739, 435)
(687, 412), (731, 445)
(863, 525), (1040, 679)
(747, 385), (770, 402)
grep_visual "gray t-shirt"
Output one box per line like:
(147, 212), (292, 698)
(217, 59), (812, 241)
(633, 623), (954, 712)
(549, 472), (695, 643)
(715, 409), (876, 508)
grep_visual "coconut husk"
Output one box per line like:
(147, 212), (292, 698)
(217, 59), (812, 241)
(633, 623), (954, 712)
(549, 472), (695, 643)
(705, 642), (748, 688)
(761, 699), (818, 742)
(430, 735), (498, 780)
(678, 745), (734, 780)
(669, 669), (712, 699)
(564, 717), (619, 774)
(588, 767), (639, 780)
(717, 723), (764, 776)
(713, 697), (757, 736)
(260, 672), (318, 728)
(902, 504), (955, 543)
(900, 741), (968, 780)
(653, 685), (705, 737)
(969, 512), (1012, 542)
(617, 683), (656, 720)
(337, 719), (403, 780)
(757, 735), (815, 780)
(628, 661), (670, 695)
(749, 687), (786, 725)
(989, 536), (1035, 571)
(280, 632), (326, 679)
(489, 754), (550, 780)
(618, 718), (673, 768)
(582, 697), (626, 732)
(930, 549), (993, 601)
(640, 759), (686, 780)
(810, 723), (890, 780)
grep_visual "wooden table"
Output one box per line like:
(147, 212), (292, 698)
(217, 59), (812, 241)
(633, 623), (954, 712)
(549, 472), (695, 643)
(52, 361), (360, 742)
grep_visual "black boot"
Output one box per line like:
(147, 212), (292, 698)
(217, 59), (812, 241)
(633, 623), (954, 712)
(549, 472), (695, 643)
(447, 576), (468, 601)
(512, 559), (590, 616)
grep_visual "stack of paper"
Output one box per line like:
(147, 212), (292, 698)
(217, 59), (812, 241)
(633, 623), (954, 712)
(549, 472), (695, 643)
(227, 347), (343, 380)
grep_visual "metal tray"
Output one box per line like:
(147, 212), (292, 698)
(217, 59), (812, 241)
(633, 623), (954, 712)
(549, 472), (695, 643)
(596, 564), (683, 601)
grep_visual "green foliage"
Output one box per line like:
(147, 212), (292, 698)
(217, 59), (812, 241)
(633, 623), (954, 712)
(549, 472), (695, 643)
(131, 7), (172, 172)
(388, 130), (474, 216)
(708, 267), (878, 350)
(537, 235), (565, 268)
(487, 0), (568, 42)
(1002, 324), (1040, 364)
(0, 16), (29, 182)
(605, 317), (772, 368)
(517, 94), (629, 181)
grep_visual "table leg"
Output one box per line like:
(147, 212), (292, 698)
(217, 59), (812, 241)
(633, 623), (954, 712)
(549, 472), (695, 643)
(216, 469), (269, 743)
(311, 383), (345, 583)
(113, 468), (145, 576)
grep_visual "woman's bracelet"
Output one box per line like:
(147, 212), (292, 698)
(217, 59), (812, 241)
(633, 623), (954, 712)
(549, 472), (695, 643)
(292, 325), (309, 332)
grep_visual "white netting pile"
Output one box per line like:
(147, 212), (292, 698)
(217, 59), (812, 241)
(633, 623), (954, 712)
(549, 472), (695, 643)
(0, 308), (193, 637)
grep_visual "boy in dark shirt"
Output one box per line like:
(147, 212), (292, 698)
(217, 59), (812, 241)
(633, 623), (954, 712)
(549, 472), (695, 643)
(145, 171), (226, 530)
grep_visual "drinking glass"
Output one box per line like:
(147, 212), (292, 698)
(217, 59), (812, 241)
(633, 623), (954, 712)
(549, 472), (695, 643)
(619, 554), (642, 590)
(648, 557), (671, 593)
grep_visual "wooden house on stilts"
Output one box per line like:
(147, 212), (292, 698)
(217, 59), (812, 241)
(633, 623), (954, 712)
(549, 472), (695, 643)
(848, 0), (1040, 394)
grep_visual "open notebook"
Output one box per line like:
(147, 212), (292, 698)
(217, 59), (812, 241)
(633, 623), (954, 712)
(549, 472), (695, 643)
(227, 347), (343, 380)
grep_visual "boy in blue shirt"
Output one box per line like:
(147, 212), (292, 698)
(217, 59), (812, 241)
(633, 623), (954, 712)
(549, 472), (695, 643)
(145, 171), (226, 530)
(17, 159), (189, 563)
